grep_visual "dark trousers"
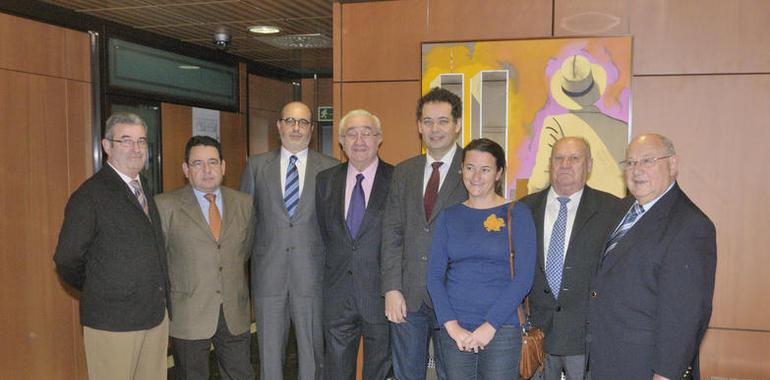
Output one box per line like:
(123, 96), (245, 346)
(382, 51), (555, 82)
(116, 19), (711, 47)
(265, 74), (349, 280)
(171, 305), (254, 380)
(439, 326), (520, 380)
(390, 303), (447, 380)
(324, 297), (391, 380)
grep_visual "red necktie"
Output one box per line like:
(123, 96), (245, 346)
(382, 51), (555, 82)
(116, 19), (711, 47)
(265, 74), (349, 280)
(423, 161), (443, 220)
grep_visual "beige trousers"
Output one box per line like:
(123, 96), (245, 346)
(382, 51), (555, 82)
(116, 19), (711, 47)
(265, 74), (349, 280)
(83, 310), (169, 380)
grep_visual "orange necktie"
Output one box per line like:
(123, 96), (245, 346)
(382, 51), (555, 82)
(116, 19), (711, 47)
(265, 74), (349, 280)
(204, 193), (221, 241)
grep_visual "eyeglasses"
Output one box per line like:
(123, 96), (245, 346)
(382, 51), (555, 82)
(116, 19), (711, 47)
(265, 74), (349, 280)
(343, 129), (381, 140)
(551, 155), (584, 165)
(420, 117), (452, 128)
(109, 138), (148, 148)
(619, 155), (673, 170)
(188, 158), (221, 170)
(280, 117), (313, 129)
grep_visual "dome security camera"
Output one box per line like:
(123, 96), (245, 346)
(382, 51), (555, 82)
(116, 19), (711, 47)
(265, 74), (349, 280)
(213, 30), (231, 50)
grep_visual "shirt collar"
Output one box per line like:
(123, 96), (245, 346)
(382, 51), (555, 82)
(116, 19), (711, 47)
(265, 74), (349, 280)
(108, 161), (140, 186)
(280, 146), (309, 162)
(426, 144), (458, 166)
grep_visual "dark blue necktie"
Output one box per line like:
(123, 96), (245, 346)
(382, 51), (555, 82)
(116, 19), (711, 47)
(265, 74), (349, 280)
(346, 174), (366, 238)
(605, 203), (644, 255)
(284, 155), (299, 218)
(545, 197), (570, 299)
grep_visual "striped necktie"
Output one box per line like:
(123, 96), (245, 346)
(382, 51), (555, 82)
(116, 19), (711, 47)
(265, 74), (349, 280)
(129, 179), (149, 217)
(545, 197), (570, 299)
(605, 203), (644, 255)
(284, 155), (300, 218)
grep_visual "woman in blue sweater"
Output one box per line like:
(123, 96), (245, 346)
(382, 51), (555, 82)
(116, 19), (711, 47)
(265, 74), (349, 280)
(427, 138), (536, 379)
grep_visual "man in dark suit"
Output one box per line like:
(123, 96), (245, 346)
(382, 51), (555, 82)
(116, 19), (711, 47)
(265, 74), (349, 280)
(587, 133), (717, 380)
(316, 109), (394, 380)
(54, 112), (170, 380)
(381, 87), (468, 380)
(520, 137), (620, 380)
(240, 101), (337, 380)
(155, 136), (255, 380)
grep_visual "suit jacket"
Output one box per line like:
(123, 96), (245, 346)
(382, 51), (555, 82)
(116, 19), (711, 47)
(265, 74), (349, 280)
(316, 160), (394, 324)
(519, 185), (620, 355)
(381, 147), (467, 311)
(587, 183), (716, 380)
(240, 149), (337, 298)
(53, 164), (170, 331)
(155, 185), (255, 340)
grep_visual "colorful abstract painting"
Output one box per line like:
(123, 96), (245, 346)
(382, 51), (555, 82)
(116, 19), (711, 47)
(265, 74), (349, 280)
(421, 37), (632, 198)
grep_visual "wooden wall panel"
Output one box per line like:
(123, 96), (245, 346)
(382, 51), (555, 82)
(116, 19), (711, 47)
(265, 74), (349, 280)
(0, 13), (68, 79)
(632, 75), (770, 331)
(219, 111), (246, 190)
(333, 2), (342, 82)
(340, 81), (422, 165)
(64, 28), (91, 82)
(427, 0), (552, 41)
(248, 74), (293, 155)
(161, 103), (192, 192)
(700, 329), (770, 379)
(631, 0), (770, 75)
(554, 0), (630, 36)
(341, 0), (427, 82)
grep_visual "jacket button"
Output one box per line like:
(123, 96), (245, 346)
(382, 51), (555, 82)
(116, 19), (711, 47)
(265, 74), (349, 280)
(555, 306), (562, 312)
(219, 266), (223, 272)
(591, 291), (598, 298)
(424, 227), (430, 232)
(544, 288), (550, 294)
(421, 256), (427, 261)
(347, 270), (353, 275)
(289, 223), (294, 227)
(352, 246), (357, 251)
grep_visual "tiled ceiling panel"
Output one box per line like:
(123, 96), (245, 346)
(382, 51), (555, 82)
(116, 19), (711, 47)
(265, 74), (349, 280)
(40, 0), (333, 75)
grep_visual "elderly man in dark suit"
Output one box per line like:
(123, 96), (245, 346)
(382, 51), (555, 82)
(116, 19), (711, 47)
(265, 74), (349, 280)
(316, 109), (394, 380)
(587, 133), (717, 380)
(240, 101), (337, 380)
(155, 136), (255, 380)
(54, 112), (170, 380)
(381, 87), (467, 380)
(520, 137), (619, 380)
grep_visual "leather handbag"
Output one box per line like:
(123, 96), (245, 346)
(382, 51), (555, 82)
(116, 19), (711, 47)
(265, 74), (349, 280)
(507, 202), (545, 379)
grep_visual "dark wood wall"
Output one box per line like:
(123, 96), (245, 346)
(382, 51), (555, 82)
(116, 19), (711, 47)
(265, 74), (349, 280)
(0, 12), (91, 379)
(333, 1), (770, 378)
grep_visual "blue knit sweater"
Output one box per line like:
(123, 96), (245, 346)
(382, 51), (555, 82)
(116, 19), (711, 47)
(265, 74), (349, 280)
(427, 202), (536, 330)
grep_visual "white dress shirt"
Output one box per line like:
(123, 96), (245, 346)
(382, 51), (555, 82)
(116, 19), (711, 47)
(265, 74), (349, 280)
(422, 144), (458, 196)
(279, 147), (309, 197)
(543, 187), (584, 263)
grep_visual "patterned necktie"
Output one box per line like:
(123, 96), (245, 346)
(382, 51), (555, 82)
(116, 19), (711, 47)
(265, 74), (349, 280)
(423, 161), (443, 220)
(204, 193), (221, 241)
(346, 174), (366, 239)
(545, 197), (570, 299)
(605, 203), (645, 254)
(284, 155), (300, 218)
(129, 179), (149, 217)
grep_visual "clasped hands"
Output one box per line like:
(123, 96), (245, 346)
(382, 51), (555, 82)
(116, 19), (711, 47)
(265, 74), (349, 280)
(444, 320), (496, 353)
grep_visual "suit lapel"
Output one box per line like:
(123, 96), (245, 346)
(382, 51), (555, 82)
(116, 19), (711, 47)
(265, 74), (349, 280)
(531, 189), (548, 269)
(567, 187), (599, 251)
(102, 165), (152, 223)
(429, 146), (463, 223)
(178, 185), (214, 239)
(356, 161), (390, 240)
(219, 187), (236, 241)
(330, 164), (351, 241)
(264, 151), (288, 220)
(296, 150), (321, 218)
(409, 155), (429, 222)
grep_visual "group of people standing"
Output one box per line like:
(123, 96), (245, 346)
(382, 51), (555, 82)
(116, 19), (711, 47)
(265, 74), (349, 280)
(53, 87), (716, 380)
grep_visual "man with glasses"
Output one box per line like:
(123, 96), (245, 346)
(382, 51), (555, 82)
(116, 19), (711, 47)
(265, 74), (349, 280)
(240, 101), (337, 380)
(519, 137), (619, 380)
(587, 133), (717, 380)
(316, 109), (394, 379)
(54, 112), (170, 379)
(381, 87), (467, 380)
(155, 136), (255, 380)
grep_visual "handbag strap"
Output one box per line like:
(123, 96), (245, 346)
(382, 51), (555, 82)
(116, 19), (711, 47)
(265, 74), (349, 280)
(507, 201), (530, 327)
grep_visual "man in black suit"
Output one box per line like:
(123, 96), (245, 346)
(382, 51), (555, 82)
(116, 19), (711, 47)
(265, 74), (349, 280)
(316, 109), (394, 380)
(587, 133), (717, 380)
(381, 87), (467, 380)
(54, 112), (170, 380)
(520, 137), (619, 380)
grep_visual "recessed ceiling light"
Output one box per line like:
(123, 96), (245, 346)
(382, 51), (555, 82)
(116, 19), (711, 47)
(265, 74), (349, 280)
(177, 65), (200, 70)
(248, 25), (281, 34)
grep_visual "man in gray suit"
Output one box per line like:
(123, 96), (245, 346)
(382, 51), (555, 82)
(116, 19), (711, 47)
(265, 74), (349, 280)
(156, 136), (255, 380)
(519, 137), (620, 380)
(240, 101), (337, 380)
(316, 109), (394, 379)
(381, 87), (468, 380)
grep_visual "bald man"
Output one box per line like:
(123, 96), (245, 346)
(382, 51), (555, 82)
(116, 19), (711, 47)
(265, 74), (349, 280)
(240, 102), (338, 380)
